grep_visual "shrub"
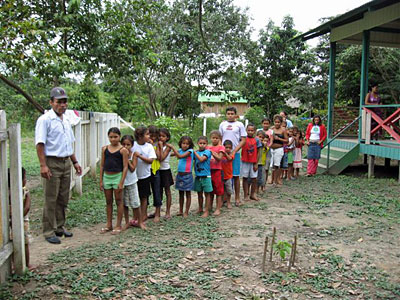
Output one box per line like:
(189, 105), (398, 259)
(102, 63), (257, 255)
(244, 106), (265, 126)
(154, 116), (192, 144)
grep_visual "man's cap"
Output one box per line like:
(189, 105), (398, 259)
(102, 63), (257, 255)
(50, 87), (68, 100)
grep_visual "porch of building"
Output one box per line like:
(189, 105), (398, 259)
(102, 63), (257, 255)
(295, 0), (400, 181)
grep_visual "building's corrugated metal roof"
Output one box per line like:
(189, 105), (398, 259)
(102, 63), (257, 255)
(198, 91), (248, 103)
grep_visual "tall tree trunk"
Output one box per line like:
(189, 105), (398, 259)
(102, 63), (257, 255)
(0, 74), (45, 113)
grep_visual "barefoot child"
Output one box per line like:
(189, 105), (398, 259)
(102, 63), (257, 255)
(256, 130), (267, 194)
(221, 140), (234, 208)
(219, 107), (246, 207)
(148, 125), (162, 223)
(293, 128), (304, 178)
(193, 136), (213, 217)
(132, 126), (156, 223)
(261, 118), (273, 184)
(270, 115), (288, 186)
(121, 135), (145, 230)
(241, 124), (259, 201)
(158, 128), (174, 219)
(207, 130), (225, 216)
(287, 128), (296, 180)
(99, 127), (129, 234)
(168, 136), (194, 217)
(281, 120), (289, 181)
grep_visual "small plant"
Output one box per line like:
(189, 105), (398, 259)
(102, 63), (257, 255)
(273, 240), (292, 260)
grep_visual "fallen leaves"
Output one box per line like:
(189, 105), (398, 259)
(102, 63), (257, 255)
(101, 287), (115, 293)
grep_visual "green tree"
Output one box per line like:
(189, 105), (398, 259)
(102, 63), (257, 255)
(121, 0), (252, 121)
(242, 16), (312, 117)
(0, 0), (105, 112)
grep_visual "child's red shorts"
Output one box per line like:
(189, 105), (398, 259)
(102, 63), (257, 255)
(211, 169), (224, 196)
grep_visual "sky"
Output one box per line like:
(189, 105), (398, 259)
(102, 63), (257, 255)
(234, 0), (369, 44)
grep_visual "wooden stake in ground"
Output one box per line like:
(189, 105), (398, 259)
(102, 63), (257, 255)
(262, 236), (268, 273)
(269, 227), (276, 262)
(292, 235), (297, 265)
(288, 235), (297, 271)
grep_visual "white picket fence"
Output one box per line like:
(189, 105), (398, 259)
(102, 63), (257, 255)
(0, 110), (120, 282)
(70, 111), (120, 194)
(0, 110), (26, 280)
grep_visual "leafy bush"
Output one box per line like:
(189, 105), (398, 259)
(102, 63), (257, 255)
(244, 105), (266, 126)
(290, 116), (311, 132)
(154, 116), (192, 144)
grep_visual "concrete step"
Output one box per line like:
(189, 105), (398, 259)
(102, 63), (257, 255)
(321, 154), (339, 161)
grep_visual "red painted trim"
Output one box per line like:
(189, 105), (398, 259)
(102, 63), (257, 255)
(364, 107), (400, 143)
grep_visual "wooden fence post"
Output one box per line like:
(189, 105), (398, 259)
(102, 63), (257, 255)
(0, 111), (9, 246)
(99, 116), (104, 150)
(9, 124), (26, 275)
(90, 116), (97, 178)
(0, 110), (12, 281)
(74, 121), (82, 195)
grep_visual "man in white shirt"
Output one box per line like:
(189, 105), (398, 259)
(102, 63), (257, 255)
(219, 107), (246, 206)
(35, 87), (82, 244)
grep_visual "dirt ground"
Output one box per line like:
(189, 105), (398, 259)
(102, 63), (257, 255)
(3, 169), (400, 299)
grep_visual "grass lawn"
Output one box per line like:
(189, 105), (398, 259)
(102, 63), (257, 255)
(2, 130), (400, 299)
(1, 172), (400, 299)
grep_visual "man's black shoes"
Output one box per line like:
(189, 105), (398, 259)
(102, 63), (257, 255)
(45, 236), (61, 244)
(55, 230), (73, 238)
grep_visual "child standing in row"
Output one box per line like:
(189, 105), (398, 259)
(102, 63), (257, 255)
(121, 135), (145, 230)
(207, 131), (225, 216)
(193, 136), (213, 218)
(148, 125), (162, 223)
(100, 127), (129, 235)
(260, 118), (273, 185)
(286, 128), (296, 180)
(132, 126), (156, 223)
(158, 128), (174, 219)
(256, 130), (267, 194)
(241, 124), (259, 201)
(293, 127), (304, 179)
(221, 140), (234, 209)
(168, 136), (194, 217)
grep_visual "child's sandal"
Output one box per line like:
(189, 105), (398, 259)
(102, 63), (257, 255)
(100, 227), (112, 234)
(111, 228), (122, 235)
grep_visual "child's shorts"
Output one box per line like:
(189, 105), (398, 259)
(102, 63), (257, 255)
(138, 176), (151, 199)
(223, 178), (233, 195)
(123, 183), (140, 208)
(270, 147), (284, 168)
(281, 153), (288, 169)
(160, 169), (174, 188)
(103, 172), (122, 190)
(287, 151), (294, 164)
(175, 172), (193, 191)
(150, 170), (162, 207)
(211, 169), (224, 196)
(240, 161), (257, 178)
(193, 176), (213, 193)
(257, 165), (265, 186)
(232, 153), (241, 176)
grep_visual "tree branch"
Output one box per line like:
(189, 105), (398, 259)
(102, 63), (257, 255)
(0, 74), (45, 114)
(198, 0), (212, 53)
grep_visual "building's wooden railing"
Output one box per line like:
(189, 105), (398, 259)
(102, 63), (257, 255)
(362, 104), (400, 145)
